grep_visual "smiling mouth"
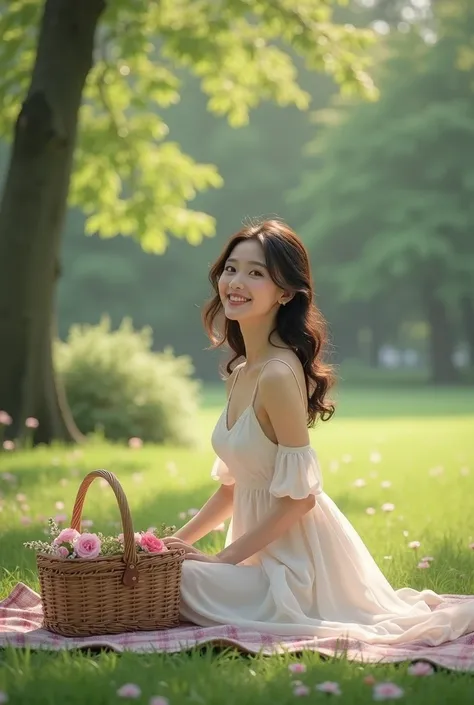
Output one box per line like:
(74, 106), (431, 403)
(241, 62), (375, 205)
(227, 294), (251, 304)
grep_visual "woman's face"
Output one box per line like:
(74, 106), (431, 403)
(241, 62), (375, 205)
(218, 239), (285, 322)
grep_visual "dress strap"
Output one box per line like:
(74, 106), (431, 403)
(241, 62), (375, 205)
(228, 363), (244, 403)
(251, 358), (306, 406)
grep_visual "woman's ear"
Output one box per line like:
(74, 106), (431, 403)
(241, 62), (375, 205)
(279, 293), (294, 306)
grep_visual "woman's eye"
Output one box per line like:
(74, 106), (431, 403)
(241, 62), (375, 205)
(224, 265), (235, 273)
(250, 270), (263, 277)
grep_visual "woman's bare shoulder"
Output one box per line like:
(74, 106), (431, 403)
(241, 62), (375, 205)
(224, 361), (246, 397)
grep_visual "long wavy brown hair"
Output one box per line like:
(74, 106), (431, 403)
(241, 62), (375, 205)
(202, 219), (336, 426)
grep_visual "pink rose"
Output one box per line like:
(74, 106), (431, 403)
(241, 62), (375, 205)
(54, 528), (80, 545)
(139, 532), (168, 554)
(56, 546), (69, 558)
(74, 532), (101, 559)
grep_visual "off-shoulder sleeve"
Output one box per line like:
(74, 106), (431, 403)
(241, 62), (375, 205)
(210, 456), (235, 486)
(269, 444), (323, 499)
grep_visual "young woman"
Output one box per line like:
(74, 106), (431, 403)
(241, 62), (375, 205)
(163, 219), (474, 645)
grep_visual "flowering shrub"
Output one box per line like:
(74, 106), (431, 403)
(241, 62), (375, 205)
(24, 519), (175, 559)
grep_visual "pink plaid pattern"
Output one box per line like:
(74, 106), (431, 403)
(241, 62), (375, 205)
(1, 583), (474, 671)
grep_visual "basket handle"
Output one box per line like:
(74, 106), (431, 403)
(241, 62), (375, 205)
(70, 469), (139, 586)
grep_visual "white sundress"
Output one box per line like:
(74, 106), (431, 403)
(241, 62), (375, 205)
(179, 359), (474, 645)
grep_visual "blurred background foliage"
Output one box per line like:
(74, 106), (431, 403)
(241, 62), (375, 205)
(0, 0), (472, 407)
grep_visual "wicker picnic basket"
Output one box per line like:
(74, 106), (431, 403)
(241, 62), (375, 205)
(37, 469), (185, 637)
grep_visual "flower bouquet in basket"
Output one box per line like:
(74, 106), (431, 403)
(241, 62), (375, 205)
(23, 469), (185, 638)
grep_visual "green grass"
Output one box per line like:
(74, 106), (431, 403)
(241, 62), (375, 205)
(1, 385), (474, 703)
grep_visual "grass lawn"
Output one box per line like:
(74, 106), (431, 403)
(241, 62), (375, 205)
(1, 384), (474, 703)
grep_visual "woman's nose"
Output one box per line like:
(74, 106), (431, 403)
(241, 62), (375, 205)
(229, 274), (244, 288)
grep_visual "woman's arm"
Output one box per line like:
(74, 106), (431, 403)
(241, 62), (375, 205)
(190, 360), (314, 565)
(172, 483), (234, 544)
(167, 365), (241, 546)
(217, 493), (314, 564)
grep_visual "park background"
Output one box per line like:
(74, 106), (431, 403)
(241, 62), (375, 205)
(0, 0), (474, 703)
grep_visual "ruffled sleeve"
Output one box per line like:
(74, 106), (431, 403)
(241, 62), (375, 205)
(269, 444), (323, 499)
(210, 456), (235, 486)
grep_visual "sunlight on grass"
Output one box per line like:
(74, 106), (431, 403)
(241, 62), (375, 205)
(0, 386), (473, 702)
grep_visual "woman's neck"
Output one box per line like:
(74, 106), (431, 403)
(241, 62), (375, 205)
(239, 317), (284, 369)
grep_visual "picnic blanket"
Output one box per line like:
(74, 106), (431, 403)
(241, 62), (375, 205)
(1, 582), (474, 671)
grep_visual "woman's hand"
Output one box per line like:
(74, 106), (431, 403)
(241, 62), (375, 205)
(162, 537), (204, 556)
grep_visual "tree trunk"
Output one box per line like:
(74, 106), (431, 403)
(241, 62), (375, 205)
(0, 0), (105, 444)
(460, 295), (474, 368)
(421, 276), (459, 384)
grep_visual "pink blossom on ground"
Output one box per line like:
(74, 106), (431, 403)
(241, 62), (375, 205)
(25, 417), (39, 429)
(407, 662), (434, 676)
(315, 681), (341, 695)
(74, 532), (101, 559)
(1, 472), (16, 482)
(417, 561), (431, 569)
(128, 437), (143, 449)
(117, 684), (142, 699)
(288, 663), (307, 674)
(2, 441), (15, 451)
(0, 411), (12, 425)
(381, 503), (395, 512)
(408, 541), (420, 549)
(293, 685), (310, 696)
(54, 528), (80, 545)
(139, 532), (168, 553)
(149, 698), (169, 705)
(373, 682), (404, 701)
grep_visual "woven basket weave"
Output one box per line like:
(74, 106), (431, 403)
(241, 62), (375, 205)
(37, 469), (184, 637)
